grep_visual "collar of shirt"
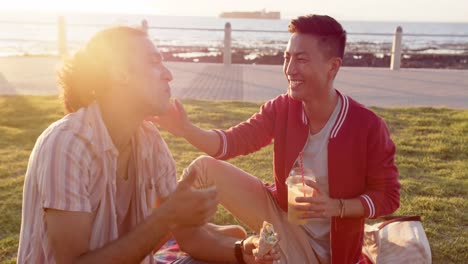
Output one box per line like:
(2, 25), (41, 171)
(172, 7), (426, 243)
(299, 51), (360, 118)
(63, 102), (158, 160)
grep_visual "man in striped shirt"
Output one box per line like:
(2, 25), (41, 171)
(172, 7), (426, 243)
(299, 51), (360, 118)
(17, 26), (277, 264)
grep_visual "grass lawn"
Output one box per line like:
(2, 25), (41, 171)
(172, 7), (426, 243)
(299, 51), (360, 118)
(0, 95), (467, 263)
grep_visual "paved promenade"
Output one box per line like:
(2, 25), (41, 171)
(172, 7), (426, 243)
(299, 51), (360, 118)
(0, 57), (467, 108)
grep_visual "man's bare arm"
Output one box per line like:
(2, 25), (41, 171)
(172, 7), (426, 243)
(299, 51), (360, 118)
(46, 208), (171, 264)
(46, 171), (218, 264)
(151, 99), (220, 156)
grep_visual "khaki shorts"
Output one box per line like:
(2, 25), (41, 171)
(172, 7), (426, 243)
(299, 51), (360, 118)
(184, 156), (320, 264)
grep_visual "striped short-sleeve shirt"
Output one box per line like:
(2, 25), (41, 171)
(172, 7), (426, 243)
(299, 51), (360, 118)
(17, 103), (177, 264)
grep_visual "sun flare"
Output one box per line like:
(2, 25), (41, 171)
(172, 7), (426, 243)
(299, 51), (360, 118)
(0, 0), (163, 14)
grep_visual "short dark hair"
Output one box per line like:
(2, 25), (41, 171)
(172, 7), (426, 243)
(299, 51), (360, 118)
(58, 26), (147, 113)
(288, 15), (346, 59)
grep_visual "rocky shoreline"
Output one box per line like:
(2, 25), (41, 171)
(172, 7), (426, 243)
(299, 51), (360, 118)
(8, 47), (467, 69)
(161, 47), (468, 69)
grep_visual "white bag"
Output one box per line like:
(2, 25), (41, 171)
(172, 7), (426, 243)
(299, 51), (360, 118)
(362, 216), (432, 264)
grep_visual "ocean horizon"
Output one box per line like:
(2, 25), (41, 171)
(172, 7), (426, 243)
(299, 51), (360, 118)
(1, 12), (467, 58)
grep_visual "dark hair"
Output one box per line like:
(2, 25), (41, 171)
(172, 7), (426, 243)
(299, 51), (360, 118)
(288, 15), (346, 59)
(58, 26), (147, 113)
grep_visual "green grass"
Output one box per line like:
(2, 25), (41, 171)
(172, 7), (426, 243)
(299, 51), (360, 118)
(1, 96), (467, 263)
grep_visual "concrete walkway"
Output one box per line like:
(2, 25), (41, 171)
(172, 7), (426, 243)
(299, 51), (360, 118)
(1, 57), (467, 108)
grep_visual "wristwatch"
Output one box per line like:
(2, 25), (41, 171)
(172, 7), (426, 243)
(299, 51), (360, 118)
(234, 239), (246, 264)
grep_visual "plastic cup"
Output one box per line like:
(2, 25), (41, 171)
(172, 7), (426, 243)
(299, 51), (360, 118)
(286, 168), (316, 225)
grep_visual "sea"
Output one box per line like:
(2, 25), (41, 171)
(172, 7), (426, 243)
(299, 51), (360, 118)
(0, 12), (467, 57)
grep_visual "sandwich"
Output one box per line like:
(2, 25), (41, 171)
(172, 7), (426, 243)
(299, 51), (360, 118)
(253, 221), (278, 257)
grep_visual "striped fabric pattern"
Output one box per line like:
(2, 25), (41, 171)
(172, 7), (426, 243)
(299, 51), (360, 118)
(330, 94), (349, 139)
(17, 103), (177, 264)
(360, 194), (376, 218)
(213, 129), (228, 159)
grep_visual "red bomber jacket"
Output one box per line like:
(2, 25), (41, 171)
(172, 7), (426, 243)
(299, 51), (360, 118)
(213, 91), (400, 264)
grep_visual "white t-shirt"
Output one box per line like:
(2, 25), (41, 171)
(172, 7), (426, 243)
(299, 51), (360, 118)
(292, 97), (342, 264)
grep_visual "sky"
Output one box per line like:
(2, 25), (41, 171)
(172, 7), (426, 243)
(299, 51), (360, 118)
(1, 0), (467, 22)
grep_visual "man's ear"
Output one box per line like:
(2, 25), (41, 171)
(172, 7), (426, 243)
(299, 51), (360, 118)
(328, 57), (342, 80)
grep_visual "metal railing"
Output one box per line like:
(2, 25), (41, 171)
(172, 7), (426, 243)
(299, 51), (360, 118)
(2, 17), (467, 70)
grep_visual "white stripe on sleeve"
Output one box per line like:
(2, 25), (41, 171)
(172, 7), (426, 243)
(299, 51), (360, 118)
(214, 130), (228, 159)
(361, 194), (375, 218)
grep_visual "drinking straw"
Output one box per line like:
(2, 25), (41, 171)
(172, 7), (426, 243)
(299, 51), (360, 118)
(299, 151), (305, 188)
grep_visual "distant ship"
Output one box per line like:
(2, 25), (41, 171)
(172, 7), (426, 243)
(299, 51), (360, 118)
(219, 9), (280, 20)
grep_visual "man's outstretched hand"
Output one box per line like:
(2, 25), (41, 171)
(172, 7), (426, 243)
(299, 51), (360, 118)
(148, 98), (190, 138)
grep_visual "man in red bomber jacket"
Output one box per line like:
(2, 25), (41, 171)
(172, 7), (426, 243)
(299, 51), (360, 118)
(154, 14), (400, 264)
